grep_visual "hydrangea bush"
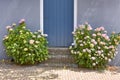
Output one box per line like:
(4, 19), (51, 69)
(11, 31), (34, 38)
(69, 22), (120, 69)
(3, 19), (48, 65)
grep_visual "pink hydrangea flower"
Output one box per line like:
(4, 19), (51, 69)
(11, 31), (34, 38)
(95, 27), (105, 31)
(102, 34), (110, 41)
(99, 26), (104, 31)
(109, 45), (114, 49)
(91, 39), (97, 45)
(95, 28), (101, 31)
(87, 25), (92, 30)
(112, 31), (115, 34)
(6, 26), (12, 29)
(92, 34), (96, 37)
(19, 19), (25, 24)
(105, 36), (110, 41)
(102, 34), (107, 38)
(85, 21), (88, 25)
(97, 51), (102, 54)
(93, 41), (97, 45)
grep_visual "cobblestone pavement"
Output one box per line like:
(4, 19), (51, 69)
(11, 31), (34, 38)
(0, 61), (120, 80)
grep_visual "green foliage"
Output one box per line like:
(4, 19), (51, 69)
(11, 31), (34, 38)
(69, 22), (120, 69)
(3, 19), (48, 65)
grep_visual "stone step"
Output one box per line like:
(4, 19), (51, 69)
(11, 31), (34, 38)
(44, 54), (75, 63)
(39, 48), (77, 68)
(48, 48), (70, 55)
(38, 63), (78, 68)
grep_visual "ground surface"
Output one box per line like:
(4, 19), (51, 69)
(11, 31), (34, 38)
(0, 61), (120, 80)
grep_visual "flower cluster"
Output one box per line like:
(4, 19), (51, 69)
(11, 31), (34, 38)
(3, 19), (48, 64)
(69, 23), (120, 69)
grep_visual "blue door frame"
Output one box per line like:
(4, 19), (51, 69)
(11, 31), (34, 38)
(44, 0), (74, 47)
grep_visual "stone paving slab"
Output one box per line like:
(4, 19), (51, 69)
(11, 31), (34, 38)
(0, 61), (120, 80)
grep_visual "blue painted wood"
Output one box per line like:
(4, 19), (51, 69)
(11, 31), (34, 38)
(44, 0), (73, 47)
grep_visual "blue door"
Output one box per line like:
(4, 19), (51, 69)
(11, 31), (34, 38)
(44, 0), (74, 47)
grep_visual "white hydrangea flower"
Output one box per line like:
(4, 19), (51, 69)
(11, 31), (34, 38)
(72, 31), (75, 34)
(74, 51), (77, 54)
(9, 28), (13, 31)
(3, 35), (8, 40)
(23, 40), (27, 43)
(22, 26), (25, 29)
(34, 45), (38, 48)
(37, 35), (41, 38)
(92, 63), (96, 66)
(71, 43), (75, 46)
(108, 59), (111, 62)
(80, 25), (85, 29)
(88, 54), (91, 57)
(91, 57), (96, 60)
(43, 34), (48, 37)
(28, 53), (31, 56)
(35, 41), (39, 44)
(104, 46), (109, 49)
(12, 23), (16, 27)
(105, 57), (108, 60)
(80, 44), (83, 46)
(71, 50), (74, 53)
(24, 48), (28, 51)
(101, 54), (104, 58)
(81, 32), (84, 34)
(69, 46), (72, 49)
(87, 49), (91, 53)
(96, 62), (98, 64)
(98, 46), (101, 49)
(78, 40), (82, 43)
(32, 35), (36, 38)
(115, 51), (118, 54)
(76, 37), (79, 40)
(86, 36), (90, 38)
(34, 32), (38, 34)
(29, 40), (34, 44)
(83, 49), (86, 52)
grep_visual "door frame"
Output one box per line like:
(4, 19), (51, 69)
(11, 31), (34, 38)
(40, 0), (77, 34)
